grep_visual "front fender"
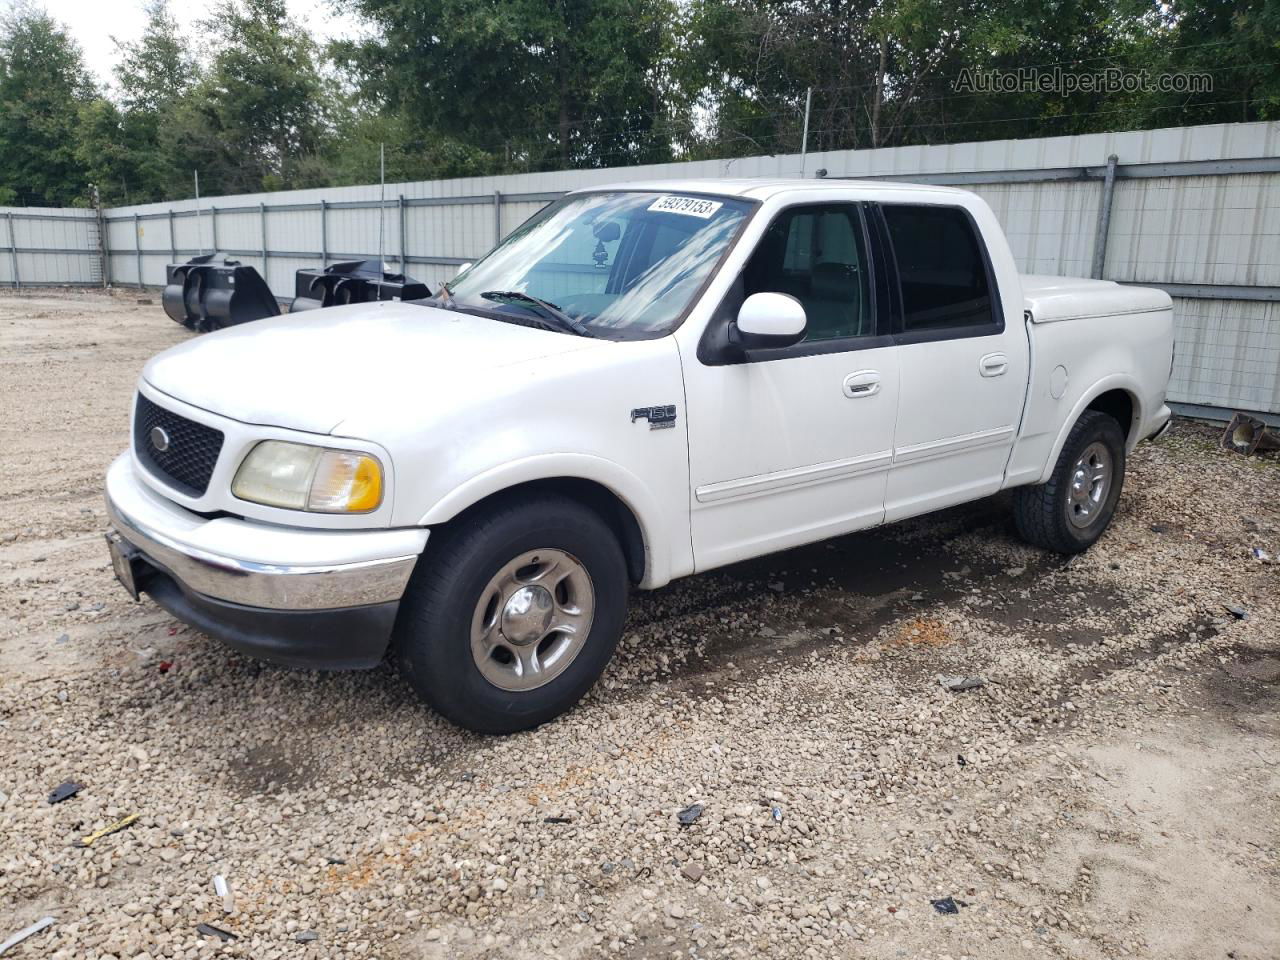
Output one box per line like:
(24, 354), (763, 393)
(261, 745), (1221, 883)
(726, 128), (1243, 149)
(417, 453), (676, 589)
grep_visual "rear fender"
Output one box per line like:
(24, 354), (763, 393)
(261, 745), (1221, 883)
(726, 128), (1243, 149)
(1038, 376), (1144, 485)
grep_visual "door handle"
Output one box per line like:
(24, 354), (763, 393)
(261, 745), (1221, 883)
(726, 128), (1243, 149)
(979, 352), (1009, 378)
(843, 370), (881, 398)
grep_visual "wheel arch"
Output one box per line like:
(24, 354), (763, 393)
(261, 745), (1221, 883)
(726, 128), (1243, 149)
(417, 455), (669, 588)
(1038, 377), (1143, 485)
(1084, 389), (1136, 443)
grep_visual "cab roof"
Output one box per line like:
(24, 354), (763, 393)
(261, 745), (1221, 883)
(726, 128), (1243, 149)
(572, 178), (971, 201)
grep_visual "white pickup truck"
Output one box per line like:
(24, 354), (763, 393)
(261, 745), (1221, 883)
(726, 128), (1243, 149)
(105, 179), (1174, 732)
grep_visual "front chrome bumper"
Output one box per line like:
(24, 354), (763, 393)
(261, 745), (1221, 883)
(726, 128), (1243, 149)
(105, 453), (427, 611)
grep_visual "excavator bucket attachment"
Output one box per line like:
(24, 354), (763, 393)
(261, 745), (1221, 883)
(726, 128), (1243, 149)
(161, 254), (281, 332)
(290, 260), (431, 312)
(1220, 411), (1278, 456)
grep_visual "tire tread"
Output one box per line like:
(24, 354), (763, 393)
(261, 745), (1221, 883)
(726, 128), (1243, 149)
(394, 493), (626, 733)
(1013, 410), (1125, 554)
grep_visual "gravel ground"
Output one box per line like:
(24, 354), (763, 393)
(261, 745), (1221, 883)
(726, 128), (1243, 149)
(1, 288), (1278, 960)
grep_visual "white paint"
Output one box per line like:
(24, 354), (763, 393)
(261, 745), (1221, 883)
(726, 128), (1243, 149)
(1050, 365), (1069, 399)
(106, 454), (428, 565)
(115, 179), (1173, 603)
(69, 118), (1276, 419)
(1022, 274), (1171, 322)
(736, 292), (806, 339)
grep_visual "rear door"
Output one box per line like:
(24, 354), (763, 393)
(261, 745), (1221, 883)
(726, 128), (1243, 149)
(873, 202), (1029, 521)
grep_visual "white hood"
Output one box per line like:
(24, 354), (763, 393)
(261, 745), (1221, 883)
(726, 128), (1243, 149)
(143, 300), (606, 436)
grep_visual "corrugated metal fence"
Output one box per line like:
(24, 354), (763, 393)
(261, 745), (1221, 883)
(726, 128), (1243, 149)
(4, 121), (1279, 419)
(0, 205), (102, 286)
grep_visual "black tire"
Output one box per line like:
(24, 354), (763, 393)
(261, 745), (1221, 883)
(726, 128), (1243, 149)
(393, 494), (628, 734)
(1013, 410), (1127, 554)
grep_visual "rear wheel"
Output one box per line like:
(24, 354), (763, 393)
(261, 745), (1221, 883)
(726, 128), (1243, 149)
(1013, 410), (1126, 554)
(394, 494), (628, 733)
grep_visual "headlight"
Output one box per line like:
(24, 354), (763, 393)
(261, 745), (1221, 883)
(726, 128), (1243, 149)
(232, 441), (384, 513)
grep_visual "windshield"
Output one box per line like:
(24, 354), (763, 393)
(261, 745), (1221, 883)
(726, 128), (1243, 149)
(440, 191), (754, 338)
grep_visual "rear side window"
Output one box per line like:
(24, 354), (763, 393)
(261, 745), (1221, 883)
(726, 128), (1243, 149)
(882, 205), (997, 333)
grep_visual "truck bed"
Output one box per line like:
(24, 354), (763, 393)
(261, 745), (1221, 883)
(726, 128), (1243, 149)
(1003, 274), (1174, 491)
(1022, 274), (1171, 323)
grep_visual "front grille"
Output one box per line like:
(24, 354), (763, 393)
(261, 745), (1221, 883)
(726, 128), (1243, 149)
(134, 394), (224, 497)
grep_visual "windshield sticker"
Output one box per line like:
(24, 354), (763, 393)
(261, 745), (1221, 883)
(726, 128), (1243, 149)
(647, 195), (724, 219)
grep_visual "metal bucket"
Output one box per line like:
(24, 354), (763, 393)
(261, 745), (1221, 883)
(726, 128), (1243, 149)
(161, 254), (280, 332)
(290, 260), (430, 312)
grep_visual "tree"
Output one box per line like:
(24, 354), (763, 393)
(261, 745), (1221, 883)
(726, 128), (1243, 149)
(291, 107), (499, 188)
(919, 0), (1168, 142)
(116, 0), (195, 115)
(0, 4), (99, 205)
(677, 0), (1169, 157)
(166, 0), (327, 195)
(334, 0), (682, 171)
(1140, 0), (1280, 125)
(109, 0), (199, 201)
(58, 0), (204, 205)
(3, 0), (1278, 208)
(74, 98), (135, 204)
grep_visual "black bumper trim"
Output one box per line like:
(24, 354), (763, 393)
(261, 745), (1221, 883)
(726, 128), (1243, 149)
(141, 566), (398, 671)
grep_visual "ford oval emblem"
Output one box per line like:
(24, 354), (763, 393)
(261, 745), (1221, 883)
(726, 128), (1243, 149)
(149, 426), (171, 452)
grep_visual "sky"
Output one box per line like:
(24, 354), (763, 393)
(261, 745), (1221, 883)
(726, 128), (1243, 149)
(39, 0), (357, 89)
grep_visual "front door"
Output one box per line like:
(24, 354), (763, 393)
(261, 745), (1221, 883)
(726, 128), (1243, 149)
(682, 202), (901, 571)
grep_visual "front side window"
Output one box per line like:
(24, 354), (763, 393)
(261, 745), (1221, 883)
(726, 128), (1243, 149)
(441, 191), (753, 338)
(742, 204), (872, 342)
(881, 204), (997, 333)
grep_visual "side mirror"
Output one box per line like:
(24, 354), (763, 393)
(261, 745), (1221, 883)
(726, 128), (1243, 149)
(731, 292), (806, 348)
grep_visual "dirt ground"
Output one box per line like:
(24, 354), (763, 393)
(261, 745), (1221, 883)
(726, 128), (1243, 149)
(0, 288), (1277, 960)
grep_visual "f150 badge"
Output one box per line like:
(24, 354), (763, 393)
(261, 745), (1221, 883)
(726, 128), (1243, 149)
(631, 405), (677, 430)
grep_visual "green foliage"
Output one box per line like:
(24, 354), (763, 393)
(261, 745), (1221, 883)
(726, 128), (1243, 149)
(1145, 0), (1280, 124)
(678, 0), (1169, 157)
(0, 0), (1276, 206)
(292, 109), (500, 188)
(0, 3), (99, 205)
(116, 0), (194, 115)
(176, 0), (327, 194)
(102, 0), (197, 203)
(59, 0), (198, 206)
(74, 98), (133, 203)
(334, 0), (682, 171)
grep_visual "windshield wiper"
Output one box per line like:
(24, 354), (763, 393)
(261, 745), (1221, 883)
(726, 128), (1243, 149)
(480, 290), (594, 338)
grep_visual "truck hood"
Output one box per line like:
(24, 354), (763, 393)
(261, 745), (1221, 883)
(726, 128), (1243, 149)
(143, 300), (607, 435)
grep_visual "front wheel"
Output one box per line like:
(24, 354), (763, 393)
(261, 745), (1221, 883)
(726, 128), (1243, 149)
(393, 494), (629, 734)
(1013, 410), (1127, 554)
